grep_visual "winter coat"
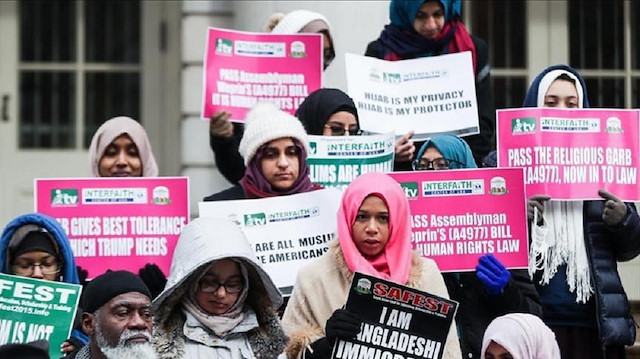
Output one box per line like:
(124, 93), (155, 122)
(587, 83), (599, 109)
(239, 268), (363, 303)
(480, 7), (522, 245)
(152, 217), (288, 358)
(443, 270), (542, 359)
(282, 240), (462, 359)
(365, 34), (495, 168)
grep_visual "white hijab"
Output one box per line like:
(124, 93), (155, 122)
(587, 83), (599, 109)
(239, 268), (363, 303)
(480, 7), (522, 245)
(481, 313), (561, 359)
(528, 69), (592, 303)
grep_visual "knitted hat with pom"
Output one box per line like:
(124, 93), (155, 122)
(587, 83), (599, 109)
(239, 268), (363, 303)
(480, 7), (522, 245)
(238, 102), (310, 165)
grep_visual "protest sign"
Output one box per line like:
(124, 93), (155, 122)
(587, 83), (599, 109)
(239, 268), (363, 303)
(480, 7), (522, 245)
(34, 177), (189, 279)
(332, 272), (458, 359)
(345, 52), (478, 141)
(0, 274), (81, 359)
(199, 188), (341, 294)
(201, 27), (323, 120)
(389, 168), (528, 272)
(308, 133), (395, 189)
(497, 108), (640, 200)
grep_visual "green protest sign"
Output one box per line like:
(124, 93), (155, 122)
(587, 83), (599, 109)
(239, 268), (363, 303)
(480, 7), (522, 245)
(0, 273), (82, 359)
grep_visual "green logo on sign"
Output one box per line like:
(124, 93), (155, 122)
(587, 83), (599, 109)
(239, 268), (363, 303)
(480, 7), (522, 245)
(309, 142), (317, 155)
(511, 118), (536, 134)
(244, 213), (266, 227)
(383, 72), (401, 83)
(400, 182), (419, 199)
(215, 38), (233, 55)
(51, 189), (78, 206)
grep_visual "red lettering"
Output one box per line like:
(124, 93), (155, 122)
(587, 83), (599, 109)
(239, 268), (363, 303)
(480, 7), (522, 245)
(425, 297), (439, 311)
(373, 282), (388, 296)
(388, 287), (401, 301)
(401, 290), (414, 304)
(412, 293), (426, 307)
(440, 302), (452, 315)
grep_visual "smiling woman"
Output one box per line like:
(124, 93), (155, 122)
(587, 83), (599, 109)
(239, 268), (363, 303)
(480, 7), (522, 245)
(89, 116), (158, 177)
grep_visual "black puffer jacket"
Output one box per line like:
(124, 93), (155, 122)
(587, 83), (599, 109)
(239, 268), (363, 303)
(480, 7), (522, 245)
(584, 201), (640, 345)
(443, 269), (542, 359)
(365, 34), (495, 168)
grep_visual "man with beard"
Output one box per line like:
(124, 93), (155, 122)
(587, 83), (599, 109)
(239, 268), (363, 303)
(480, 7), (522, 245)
(70, 270), (155, 359)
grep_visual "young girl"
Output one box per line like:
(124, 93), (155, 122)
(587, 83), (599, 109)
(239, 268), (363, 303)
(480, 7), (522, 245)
(282, 172), (461, 359)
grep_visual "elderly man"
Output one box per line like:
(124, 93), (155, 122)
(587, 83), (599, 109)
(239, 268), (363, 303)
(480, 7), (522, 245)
(70, 270), (155, 359)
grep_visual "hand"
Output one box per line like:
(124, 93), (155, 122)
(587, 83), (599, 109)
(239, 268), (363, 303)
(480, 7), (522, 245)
(138, 263), (167, 299)
(598, 189), (627, 226)
(394, 130), (415, 163)
(325, 309), (361, 342)
(527, 195), (550, 225)
(61, 340), (75, 354)
(476, 254), (511, 296)
(209, 111), (233, 138)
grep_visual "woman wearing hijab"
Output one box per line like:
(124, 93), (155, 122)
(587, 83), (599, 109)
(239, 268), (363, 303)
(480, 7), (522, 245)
(89, 116), (159, 177)
(524, 65), (640, 359)
(153, 217), (287, 358)
(204, 102), (323, 201)
(366, 0), (495, 169)
(481, 313), (561, 359)
(282, 172), (461, 359)
(209, 10), (336, 185)
(210, 87), (359, 186)
(1, 213), (86, 354)
(412, 134), (542, 359)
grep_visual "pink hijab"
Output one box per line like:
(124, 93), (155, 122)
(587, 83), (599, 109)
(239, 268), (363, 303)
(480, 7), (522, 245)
(338, 172), (412, 284)
(88, 116), (159, 177)
(481, 313), (561, 359)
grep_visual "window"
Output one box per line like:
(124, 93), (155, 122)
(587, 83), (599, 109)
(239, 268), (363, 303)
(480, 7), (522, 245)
(19, 0), (141, 149)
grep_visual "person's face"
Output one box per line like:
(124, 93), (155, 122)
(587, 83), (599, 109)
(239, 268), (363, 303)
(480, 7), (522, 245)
(352, 195), (390, 258)
(86, 292), (153, 349)
(195, 259), (243, 315)
(98, 134), (143, 177)
(12, 251), (60, 281)
(413, 1), (445, 39)
(323, 111), (359, 136)
(416, 146), (451, 170)
(485, 341), (513, 359)
(544, 79), (579, 108)
(260, 137), (301, 191)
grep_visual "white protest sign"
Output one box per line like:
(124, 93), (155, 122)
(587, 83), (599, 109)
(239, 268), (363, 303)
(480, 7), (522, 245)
(198, 188), (341, 294)
(346, 52), (478, 141)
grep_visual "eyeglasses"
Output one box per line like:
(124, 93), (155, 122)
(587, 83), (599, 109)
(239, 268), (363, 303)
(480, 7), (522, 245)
(412, 157), (463, 171)
(324, 124), (362, 136)
(198, 279), (244, 294)
(12, 261), (61, 275)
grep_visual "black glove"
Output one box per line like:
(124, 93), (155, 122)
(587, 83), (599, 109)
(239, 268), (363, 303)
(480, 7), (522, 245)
(304, 338), (332, 359)
(138, 263), (167, 299)
(76, 266), (89, 287)
(325, 309), (361, 342)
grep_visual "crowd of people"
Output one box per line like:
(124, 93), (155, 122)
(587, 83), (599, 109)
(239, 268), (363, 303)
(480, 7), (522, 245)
(2, 1), (639, 359)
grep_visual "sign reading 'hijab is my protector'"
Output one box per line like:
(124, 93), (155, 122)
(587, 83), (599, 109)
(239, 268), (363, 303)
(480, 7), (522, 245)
(332, 272), (458, 359)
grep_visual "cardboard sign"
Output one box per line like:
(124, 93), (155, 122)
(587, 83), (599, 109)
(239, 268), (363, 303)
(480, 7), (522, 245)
(346, 52), (478, 141)
(308, 133), (395, 189)
(0, 274), (82, 359)
(34, 177), (190, 279)
(497, 108), (640, 200)
(198, 189), (341, 294)
(202, 27), (323, 120)
(389, 168), (529, 272)
(332, 272), (458, 359)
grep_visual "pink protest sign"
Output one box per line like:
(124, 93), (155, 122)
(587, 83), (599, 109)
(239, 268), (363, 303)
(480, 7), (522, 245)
(389, 168), (528, 272)
(34, 177), (189, 279)
(201, 27), (323, 121)
(497, 108), (640, 201)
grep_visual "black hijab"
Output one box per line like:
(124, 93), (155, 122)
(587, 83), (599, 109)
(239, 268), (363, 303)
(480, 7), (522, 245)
(295, 88), (359, 135)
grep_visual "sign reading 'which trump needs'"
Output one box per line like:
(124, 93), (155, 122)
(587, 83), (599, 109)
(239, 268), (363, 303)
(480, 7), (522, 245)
(389, 168), (529, 272)
(497, 108), (640, 201)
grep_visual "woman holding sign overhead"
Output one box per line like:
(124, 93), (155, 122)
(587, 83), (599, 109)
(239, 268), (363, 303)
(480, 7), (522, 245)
(282, 172), (461, 359)
(525, 65), (640, 359)
(152, 217), (287, 358)
(412, 134), (542, 359)
(365, 0), (495, 169)
(204, 102), (323, 201)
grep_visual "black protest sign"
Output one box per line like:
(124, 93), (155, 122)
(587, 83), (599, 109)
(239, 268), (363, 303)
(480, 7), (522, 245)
(331, 271), (458, 359)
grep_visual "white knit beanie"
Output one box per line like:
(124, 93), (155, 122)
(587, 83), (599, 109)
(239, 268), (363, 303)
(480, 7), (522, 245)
(238, 102), (310, 166)
(270, 10), (331, 34)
